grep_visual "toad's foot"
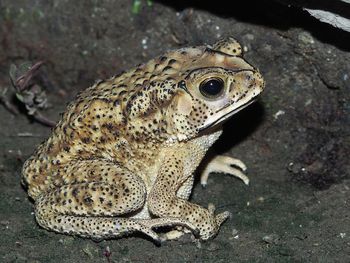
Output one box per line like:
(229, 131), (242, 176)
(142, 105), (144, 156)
(161, 229), (186, 241)
(138, 217), (199, 243)
(200, 155), (249, 187)
(160, 204), (230, 241)
(161, 203), (230, 241)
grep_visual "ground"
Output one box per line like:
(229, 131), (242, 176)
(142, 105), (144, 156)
(0, 0), (349, 262)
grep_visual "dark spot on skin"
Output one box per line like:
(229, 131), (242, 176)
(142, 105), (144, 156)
(72, 188), (79, 197)
(101, 98), (112, 103)
(63, 146), (70, 152)
(135, 66), (143, 73)
(81, 137), (91, 144)
(162, 66), (172, 72)
(160, 56), (167, 62)
(119, 90), (127, 96)
(84, 196), (93, 205)
(167, 59), (177, 65)
(47, 143), (53, 153)
(102, 123), (114, 131)
(116, 83), (126, 89)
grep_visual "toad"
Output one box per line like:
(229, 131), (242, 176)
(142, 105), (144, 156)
(22, 37), (264, 242)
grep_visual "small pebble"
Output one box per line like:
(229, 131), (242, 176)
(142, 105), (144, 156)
(262, 234), (280, 244)
(298, 32), (314, 44)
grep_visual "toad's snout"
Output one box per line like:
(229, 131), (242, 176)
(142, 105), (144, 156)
(228, 69), (264, 99)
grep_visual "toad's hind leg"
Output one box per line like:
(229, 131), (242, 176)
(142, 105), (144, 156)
(33, 159), (169, 242)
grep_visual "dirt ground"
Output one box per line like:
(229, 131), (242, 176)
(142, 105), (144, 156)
(0, 0), (349, 262)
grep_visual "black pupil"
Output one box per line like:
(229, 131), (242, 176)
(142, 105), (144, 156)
(200, 78), (224, 97)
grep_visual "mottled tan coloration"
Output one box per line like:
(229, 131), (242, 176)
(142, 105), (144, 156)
(22, 37), (264, 242)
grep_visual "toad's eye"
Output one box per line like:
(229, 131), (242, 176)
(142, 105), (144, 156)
(199, 78), (225, 99)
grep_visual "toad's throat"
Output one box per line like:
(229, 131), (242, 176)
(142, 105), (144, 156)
(199, 99), (256, 132)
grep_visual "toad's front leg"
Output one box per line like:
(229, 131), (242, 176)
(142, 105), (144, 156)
(148, 151), (230, 240)
(200, 155), (249, 187)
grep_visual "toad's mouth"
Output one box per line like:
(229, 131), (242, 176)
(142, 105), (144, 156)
(198, 98), (256, 132)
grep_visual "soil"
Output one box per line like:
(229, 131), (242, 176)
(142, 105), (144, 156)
(0, 0), (349, 262)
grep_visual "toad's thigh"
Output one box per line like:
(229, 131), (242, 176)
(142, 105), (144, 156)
(45, 159), (146, 216)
